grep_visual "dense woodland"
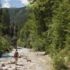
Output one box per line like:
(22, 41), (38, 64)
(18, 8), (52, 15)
(0, 0), (70, 70)
(0, 7), (28, 54)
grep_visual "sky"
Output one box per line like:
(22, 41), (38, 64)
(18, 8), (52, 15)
(0, 0), (29, 8)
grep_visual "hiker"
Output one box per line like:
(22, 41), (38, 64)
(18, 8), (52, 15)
(14, 51), (19, 62)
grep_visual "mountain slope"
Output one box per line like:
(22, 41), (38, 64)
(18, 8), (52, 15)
(0, 7), (28, 36)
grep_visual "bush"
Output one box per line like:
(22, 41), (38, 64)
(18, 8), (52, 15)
(0, 36), (11, 56)
(17, 39), (25, 47)
(54, 58), (68, 70)
(53, 48), (70, 70)
(31, 36), (46, 51)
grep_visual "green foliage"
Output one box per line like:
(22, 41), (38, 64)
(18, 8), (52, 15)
(0, 36), (11, 55)
(0, 8), (12, 55)
(19, 0), (70, 70)
(53, 55), (68, 70)
(1, 0), (69, 69)
(53, 47), (70, 70)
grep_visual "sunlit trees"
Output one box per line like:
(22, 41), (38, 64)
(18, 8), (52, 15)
(0, 8), (11, 55)
(19, 0), (70, 69)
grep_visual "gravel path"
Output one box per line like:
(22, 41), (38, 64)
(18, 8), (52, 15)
(0, 48), (53, 70)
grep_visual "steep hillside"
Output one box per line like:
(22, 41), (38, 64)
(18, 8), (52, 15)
(0, 7), (28, 36)
(0, 7), (29, 55)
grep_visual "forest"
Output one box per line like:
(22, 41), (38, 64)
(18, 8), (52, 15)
(0, 0), (70, 70)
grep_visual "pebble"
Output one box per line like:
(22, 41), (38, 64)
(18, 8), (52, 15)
(0, 48), (52, 70)
(1, 64), (5, 67)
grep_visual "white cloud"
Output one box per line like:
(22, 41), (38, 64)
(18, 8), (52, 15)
(2, 3), (10, 8)
(2, 0), (10, 8)
(20, 0), (29, 5)
(1, 0), (29, 8)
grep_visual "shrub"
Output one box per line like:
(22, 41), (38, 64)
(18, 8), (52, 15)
(53, 52), (69, 70)
(0, 36), (11, 56)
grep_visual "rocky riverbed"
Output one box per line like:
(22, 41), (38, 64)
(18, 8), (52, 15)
(0, 48), (53, 70)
